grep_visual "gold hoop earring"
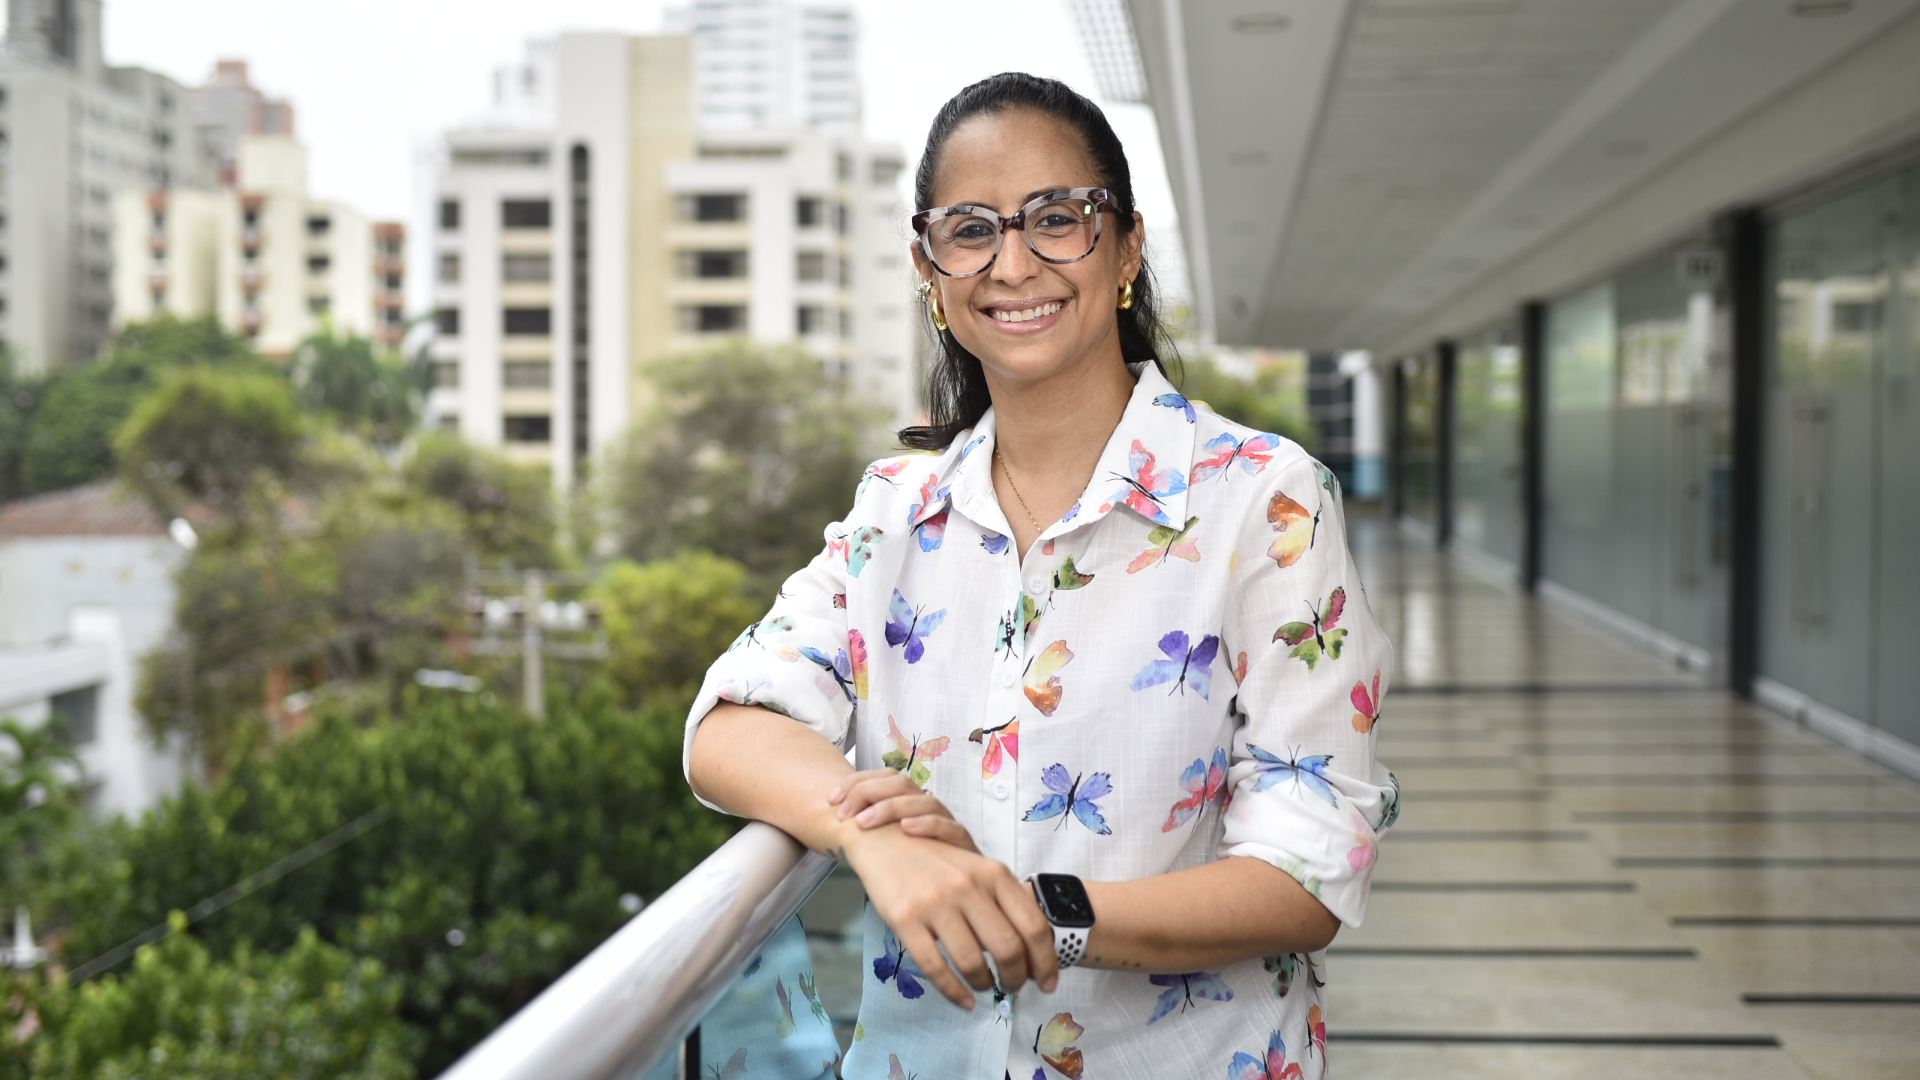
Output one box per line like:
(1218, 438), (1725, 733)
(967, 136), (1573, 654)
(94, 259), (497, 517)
(1118, 278), (1136, 311)
(918, 279), (949, 331)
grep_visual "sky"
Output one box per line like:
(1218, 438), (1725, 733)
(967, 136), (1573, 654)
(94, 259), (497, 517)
(45, 0), (1183, 296)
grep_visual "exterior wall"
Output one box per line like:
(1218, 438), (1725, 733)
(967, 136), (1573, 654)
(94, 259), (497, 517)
(626, 35), (697, 425)
(667, 0), (860, 134)
(0, 534), (188, 816)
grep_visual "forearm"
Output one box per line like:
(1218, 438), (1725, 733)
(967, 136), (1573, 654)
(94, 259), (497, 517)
(1079, 856), (1340, 973)
(687, 702), (865, 858)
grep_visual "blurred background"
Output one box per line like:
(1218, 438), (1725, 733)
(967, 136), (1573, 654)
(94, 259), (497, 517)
(1, 1), (1917, 1078)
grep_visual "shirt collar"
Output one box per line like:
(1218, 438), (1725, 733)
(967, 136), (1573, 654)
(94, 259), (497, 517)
(914, 362), (1198, 536)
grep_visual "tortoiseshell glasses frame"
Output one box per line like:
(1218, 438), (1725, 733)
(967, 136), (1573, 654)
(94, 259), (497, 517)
(911, 187), (1117, 278)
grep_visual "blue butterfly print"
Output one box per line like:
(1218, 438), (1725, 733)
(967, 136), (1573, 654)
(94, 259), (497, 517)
(959, 434), (986, 464)
(1129, 630), (1220, 699)
(1061, 502), (1081, 523)
(1247, 743), (1339, 807)
(885, 589), (948, 664)
(1153, 392), (1198, 423)
(872, 930), (926, 1000)
(797, 646), (856, 703)
(1146, 971), (1234, 1024)
(981, 530), (1010, 555)
(728, 615), (794, 652)
(1024, 763), (1114, 834)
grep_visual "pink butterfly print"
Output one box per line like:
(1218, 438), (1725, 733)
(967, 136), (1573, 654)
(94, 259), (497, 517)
(969, 718), (1019, 778)
(1102, 440), (1188, 526)
(1348, 812), (1377, 875)
(1193, 431), (1282, 484)
(1162, 748), (1228, 832)
(909, 473), (948, 526)
(1351, 668), (1383, 733)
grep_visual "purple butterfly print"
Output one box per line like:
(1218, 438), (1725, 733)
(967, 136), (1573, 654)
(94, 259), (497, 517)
(1130, 630), (1219, 699)
(981, 531), (1010, 555)
(872, 930), (926, 999)
(885, 589), (947, 664)
(1024, 763), (1113, 834)
(1147, 971), (1234, 1024)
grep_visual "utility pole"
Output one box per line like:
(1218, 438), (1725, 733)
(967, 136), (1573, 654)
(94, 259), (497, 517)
(466, 569), (607, 719)
(522, 571), (545, 718)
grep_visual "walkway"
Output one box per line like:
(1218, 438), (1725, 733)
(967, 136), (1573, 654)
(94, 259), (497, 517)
(1340, 512), (1920, 1080)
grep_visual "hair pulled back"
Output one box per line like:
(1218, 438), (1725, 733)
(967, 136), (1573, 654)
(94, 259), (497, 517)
(897, 72), (1177, 451)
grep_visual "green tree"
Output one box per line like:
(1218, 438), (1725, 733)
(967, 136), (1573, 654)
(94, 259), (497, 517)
(611, 341), (881, 587)
(115, 365), (306, 528)
(401, 433), (555, 568)
(0, 719), (80, 916)
(1178, 354), (1318, 449)
(295, 330), (418, 444)
(17, 317), (259, 497)
(26, 917), (415, 1080)
(596, 551), (765, 710)
(45, 690), (732, 1074)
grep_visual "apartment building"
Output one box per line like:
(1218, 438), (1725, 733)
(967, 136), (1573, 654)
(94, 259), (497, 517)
(424, 32), (911, 485)
(109, 135), (407, 358)
(0, 0), (219, 372)
(667, 0), (861, 134)
(187, 58), (293, 186)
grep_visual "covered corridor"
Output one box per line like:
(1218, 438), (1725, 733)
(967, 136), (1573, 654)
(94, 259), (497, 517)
(1336, 510), (1920, 1079)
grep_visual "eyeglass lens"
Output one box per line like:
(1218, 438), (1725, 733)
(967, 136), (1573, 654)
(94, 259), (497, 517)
(924, 196), (1101, 276)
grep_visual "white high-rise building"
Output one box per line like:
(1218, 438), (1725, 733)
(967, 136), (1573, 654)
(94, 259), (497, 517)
(423, 31), (912, 488)
(666, 0), (860, 134)
(0, 0), (219, 372)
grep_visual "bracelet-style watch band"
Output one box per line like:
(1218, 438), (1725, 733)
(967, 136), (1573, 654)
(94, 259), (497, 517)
(1029, 873), (1095, 969)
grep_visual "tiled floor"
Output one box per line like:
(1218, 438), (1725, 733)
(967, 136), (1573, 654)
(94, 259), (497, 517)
(1339, 517), (1920, 1080)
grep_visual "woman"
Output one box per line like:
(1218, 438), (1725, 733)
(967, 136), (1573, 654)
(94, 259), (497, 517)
(687, 73), (1397, 1080)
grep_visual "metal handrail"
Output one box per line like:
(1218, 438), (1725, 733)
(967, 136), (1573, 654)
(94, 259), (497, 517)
(437, 822), (836, 1080)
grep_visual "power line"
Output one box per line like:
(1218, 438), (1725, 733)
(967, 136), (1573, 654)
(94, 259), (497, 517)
(67, 806), (391, 983)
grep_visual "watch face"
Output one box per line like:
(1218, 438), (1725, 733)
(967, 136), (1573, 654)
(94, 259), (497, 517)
(1035, 873), (1095, 927)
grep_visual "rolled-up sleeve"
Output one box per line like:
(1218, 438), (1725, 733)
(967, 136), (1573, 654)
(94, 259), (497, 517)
(683, 508), (861, 815)
(1218, 455), (1398, 927)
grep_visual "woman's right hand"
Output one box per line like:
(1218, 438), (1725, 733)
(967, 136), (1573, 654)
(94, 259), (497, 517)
(839, 821), (1059, 1008)
(830, 769), (979, 852)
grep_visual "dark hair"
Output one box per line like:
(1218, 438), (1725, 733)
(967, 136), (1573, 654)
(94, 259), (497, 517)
(897, 72), (1178, 451)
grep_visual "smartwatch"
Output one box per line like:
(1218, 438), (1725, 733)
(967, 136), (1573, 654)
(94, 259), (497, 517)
(1029, 873), (1096, 968)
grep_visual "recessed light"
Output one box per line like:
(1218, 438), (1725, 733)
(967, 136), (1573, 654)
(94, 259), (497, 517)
(1791, 1), (1853, 15)
(1232, 14), (1291, 33)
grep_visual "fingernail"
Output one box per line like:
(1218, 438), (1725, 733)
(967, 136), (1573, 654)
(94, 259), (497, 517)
(827, 787), (843, 802)
(856, 808), (875, 824)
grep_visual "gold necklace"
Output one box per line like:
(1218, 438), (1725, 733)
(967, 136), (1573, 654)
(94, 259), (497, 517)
(994, 448), (1046, 535)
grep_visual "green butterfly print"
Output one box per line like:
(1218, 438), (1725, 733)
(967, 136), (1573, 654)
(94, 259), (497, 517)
(798, 972), (830, 1025)
(1273, 586), (1348, 670)
(1019, 592), (1043, 654)
(1262, 952), (1325, 998)
(1051, 555), (1095, 601)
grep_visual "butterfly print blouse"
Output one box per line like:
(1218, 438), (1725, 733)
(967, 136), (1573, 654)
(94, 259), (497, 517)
(686, 364), (1399, 1080)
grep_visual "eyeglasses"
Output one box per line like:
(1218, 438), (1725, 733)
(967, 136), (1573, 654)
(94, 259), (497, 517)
(912, 187), (1116, 278)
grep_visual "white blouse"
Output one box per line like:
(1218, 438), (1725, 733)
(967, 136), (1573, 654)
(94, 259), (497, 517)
(686, 363), (1399, 1080)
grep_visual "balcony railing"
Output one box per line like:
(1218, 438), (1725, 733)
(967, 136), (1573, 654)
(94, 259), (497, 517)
(436, 822), (834, 1080)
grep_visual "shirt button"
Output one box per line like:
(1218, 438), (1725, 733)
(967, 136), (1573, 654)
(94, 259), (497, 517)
(991, 780), (1010, 800)
(1027, 576), (1047, 596)
(1000, 671), (1015, 688)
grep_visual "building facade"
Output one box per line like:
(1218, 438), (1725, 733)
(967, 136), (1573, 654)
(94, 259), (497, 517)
(110, 135), (407, 358)
(424, 32), (911, 484)
(0, 481), (189, 816)
(666, 0), (860, 134)
(187, 58), (293, 186)
(0, 0), (219, 372)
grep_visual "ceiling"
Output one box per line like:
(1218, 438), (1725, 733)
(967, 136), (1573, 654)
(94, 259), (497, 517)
(1127, 0), (1920, 351)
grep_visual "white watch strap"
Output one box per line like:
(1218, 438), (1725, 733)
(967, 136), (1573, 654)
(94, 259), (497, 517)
(1052, 922), (1088, 968)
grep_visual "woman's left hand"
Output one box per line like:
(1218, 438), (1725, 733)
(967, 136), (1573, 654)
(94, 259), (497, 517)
(829, 769), (979, 853)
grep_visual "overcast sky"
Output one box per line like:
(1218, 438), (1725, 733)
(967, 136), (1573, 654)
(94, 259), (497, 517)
(42, 0), (1180, 285)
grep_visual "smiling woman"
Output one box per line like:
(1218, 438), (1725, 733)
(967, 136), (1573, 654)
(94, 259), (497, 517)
(686, 72), (1397, 1080)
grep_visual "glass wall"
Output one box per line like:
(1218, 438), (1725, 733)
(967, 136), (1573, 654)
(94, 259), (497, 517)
(1398, 352), (1441, 530)
(1451, 323), (1523, 566)
(1543, 256), (1728, 658)
(1763, 163), (1920, 744)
